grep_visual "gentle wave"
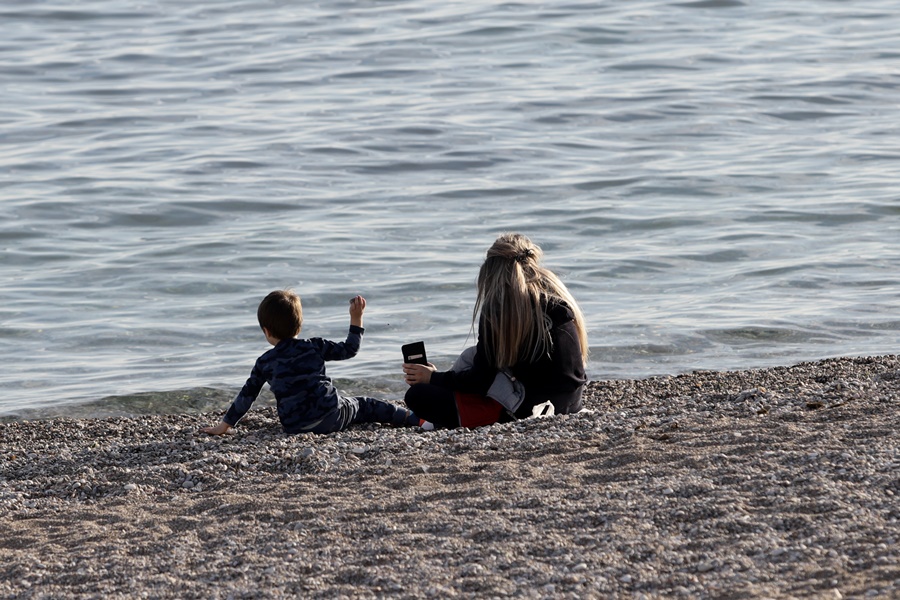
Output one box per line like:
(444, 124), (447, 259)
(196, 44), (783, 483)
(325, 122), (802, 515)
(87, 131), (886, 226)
(1, 0), (899, 417)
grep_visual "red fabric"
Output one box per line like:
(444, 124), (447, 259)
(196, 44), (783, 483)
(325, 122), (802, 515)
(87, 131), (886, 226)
(455, 392), (503, 428)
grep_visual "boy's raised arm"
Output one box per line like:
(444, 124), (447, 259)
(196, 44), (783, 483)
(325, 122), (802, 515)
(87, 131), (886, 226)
(349, 295), (366, 328)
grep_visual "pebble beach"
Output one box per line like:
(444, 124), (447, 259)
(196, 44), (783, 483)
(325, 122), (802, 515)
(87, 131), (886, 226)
(2, 355), (898, 599)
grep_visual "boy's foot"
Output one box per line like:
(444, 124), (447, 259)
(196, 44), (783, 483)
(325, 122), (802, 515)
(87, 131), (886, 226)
(393, 408), (423, 428)
(419, 419), (435, 431)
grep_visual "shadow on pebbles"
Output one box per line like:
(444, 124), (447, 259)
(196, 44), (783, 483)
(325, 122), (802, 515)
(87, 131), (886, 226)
(1, 355), (898, 599)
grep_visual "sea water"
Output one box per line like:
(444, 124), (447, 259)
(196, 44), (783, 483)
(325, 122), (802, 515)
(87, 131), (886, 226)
(2, 0), (899, 418)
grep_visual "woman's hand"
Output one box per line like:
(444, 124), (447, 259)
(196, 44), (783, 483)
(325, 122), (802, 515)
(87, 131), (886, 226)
(403, 362), (436, 386)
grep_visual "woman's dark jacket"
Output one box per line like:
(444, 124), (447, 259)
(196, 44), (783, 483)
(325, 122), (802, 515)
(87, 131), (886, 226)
(429, 299), (587, 418)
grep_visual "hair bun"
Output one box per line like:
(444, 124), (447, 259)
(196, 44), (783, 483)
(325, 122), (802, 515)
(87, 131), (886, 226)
(515, 248), (535, 263)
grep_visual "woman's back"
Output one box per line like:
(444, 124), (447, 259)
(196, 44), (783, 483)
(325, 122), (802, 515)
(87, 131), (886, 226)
(504, 298), (587, 417)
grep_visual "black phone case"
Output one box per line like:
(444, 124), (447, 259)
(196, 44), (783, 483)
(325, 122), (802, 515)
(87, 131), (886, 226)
(402, 341), (428, 365)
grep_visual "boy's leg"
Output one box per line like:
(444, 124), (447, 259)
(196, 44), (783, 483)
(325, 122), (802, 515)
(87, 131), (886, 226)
(404, 384), (459, 429)
(309, 397), (360, 433)
(350, 397), (420, 427)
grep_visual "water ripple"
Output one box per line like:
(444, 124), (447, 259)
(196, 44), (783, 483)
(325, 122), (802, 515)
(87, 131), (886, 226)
(1, 0), (899, 415)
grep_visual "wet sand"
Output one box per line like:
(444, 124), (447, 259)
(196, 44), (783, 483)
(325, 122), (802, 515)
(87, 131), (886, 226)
(2, 355), (898, 599)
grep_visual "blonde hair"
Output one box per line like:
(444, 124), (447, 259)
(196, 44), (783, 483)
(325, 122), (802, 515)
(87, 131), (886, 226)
(474, 233), (588, 368)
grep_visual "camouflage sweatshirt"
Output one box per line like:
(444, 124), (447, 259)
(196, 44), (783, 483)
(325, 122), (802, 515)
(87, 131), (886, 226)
(224, 325), (363, 433)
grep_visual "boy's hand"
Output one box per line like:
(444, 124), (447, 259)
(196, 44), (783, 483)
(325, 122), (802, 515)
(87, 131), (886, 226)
(349, 295), (366, 327)
(201, 421), (231, 436)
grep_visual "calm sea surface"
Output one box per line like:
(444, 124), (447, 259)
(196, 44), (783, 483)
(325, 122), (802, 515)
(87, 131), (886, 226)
(2, 0), (899, 419)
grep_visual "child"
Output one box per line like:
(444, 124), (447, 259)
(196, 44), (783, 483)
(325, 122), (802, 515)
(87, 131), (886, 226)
(202, 290), (425, 435)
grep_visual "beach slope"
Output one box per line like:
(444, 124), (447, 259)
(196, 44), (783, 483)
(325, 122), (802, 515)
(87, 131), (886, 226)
(2, 355), (898, 598)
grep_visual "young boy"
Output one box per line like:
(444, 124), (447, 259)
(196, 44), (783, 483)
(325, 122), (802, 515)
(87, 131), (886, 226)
(202, 290), (425, 435)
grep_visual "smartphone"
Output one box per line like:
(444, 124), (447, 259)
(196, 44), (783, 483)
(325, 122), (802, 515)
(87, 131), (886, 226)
(402, 341), (428, 365)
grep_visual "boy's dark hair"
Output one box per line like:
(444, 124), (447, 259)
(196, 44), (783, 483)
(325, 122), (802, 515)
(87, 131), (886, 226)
(257, 290), (302, 341)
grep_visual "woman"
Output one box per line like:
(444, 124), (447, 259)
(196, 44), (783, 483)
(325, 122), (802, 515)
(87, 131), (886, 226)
(403, 233), (588, 428)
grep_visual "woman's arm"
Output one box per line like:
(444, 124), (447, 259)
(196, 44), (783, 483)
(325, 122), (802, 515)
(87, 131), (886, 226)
(428, 318), (498, 394)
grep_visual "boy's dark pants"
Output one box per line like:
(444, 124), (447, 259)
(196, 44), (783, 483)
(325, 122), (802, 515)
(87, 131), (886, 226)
(311, 397), (416, 433)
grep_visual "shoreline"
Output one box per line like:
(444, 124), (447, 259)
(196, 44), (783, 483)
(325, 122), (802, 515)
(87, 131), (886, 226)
(2, 355), (898, 598)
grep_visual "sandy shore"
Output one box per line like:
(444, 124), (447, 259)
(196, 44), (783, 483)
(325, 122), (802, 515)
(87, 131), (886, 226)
(1, 355), (898, 599)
